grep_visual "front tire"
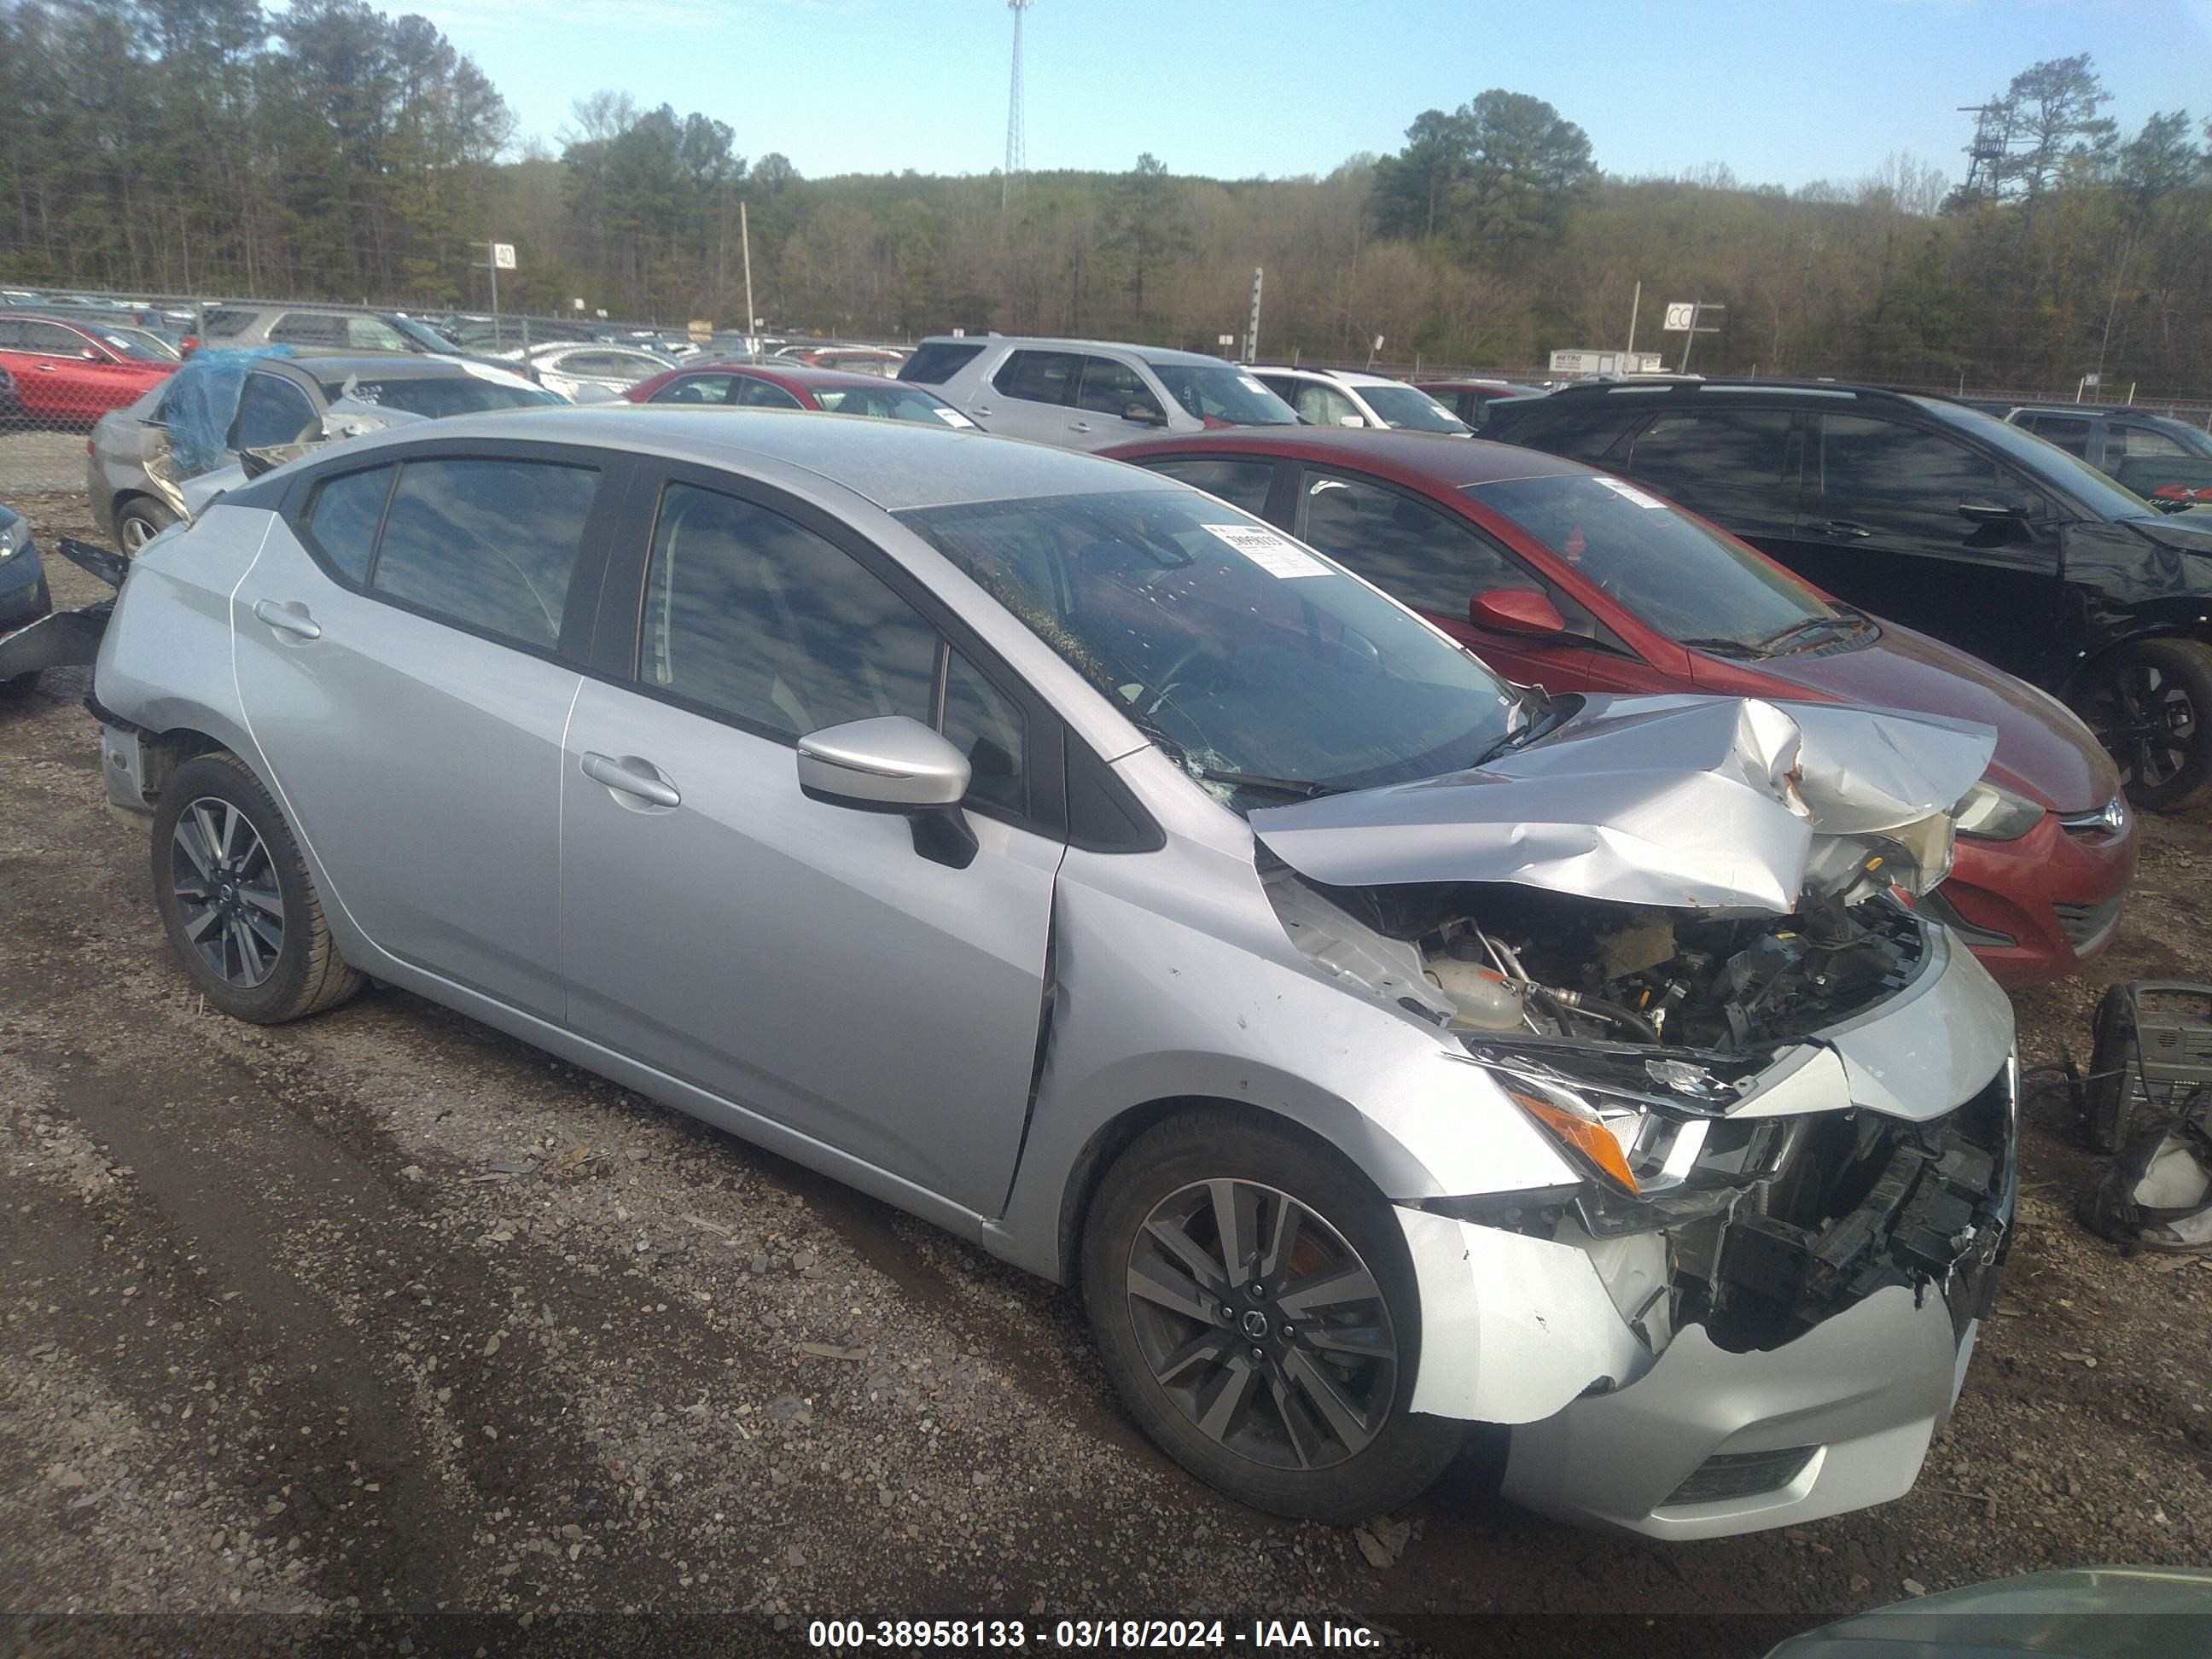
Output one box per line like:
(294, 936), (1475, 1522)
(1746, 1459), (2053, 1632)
(151, 751), (364, 1023)
(1081, 1109), (1463, 1523)
(2075, 637), (2212, 813)
(115, 496), (178, 554)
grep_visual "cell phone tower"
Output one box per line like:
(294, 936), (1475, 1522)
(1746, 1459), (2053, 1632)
(1002, 0), (1032, 212)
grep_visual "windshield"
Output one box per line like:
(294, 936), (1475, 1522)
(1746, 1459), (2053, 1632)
(390, 317), (463, 354)
(1914, 398), (2159, 521)
(1149, 364), (1298, 427)
(1467, 473), (1851, 654)
(317, 376), (560, 417)
(1359, 384), (1470, 434)
(899, 489), (1520, 801)
(810, 384), (976, 427)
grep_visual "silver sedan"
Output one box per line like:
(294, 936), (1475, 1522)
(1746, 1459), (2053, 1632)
(91, 410), (2017, 1534)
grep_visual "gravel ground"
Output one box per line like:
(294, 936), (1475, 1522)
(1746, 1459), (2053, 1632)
(0, 434), (93, 498)
(1, 490), (2206, 1656)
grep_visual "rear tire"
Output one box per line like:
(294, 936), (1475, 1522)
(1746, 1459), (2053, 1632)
(2075, 637), (2212, 814)
(151, 751), (364, 1023)
(1080, 1108), (1464, 1523)
(115, 496), (178, 554)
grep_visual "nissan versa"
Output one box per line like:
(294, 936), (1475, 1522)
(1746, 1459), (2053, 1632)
(90, 410), (2018, 1536)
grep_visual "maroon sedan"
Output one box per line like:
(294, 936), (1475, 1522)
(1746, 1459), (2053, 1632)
(1104, 428), (2135, 988)
(623, 362), (979, 429)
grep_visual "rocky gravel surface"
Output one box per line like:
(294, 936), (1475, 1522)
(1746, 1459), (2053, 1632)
(1, 491), (2206, 1656)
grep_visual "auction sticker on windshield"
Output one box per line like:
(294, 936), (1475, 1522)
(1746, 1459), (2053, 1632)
(1595, 476), (1668, 509)
(934, 407), (978, 428)
(1203, 523), (1330, 578)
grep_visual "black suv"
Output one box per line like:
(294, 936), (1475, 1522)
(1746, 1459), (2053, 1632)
(1486, 379), (2212, 810)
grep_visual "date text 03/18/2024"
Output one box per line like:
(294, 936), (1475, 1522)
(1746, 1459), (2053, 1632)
(806, 1618), (1385, 1650)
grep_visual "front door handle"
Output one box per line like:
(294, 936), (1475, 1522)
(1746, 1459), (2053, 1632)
(1817, 520), (1873, 538)
(252, 598), (322, 639)
(581, 751), (681, 809)
(1068, 420), (1092, 434)
(972, 404), (993, 416)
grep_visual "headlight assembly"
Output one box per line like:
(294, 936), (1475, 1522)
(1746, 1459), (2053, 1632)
(1952, 778), (2046, 841)
(0, 516), (21, 561)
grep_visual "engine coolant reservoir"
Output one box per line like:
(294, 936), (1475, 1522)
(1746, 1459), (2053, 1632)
(1426, 956), (1526, 1032)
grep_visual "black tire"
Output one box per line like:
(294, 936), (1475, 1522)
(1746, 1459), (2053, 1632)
(0, 670), (38, 700)
(1081, 1108), (1464, 1523)
(114, 495), (178, 555)
(2075, 637), (2212, 814)
(150, 751), (363, 1023)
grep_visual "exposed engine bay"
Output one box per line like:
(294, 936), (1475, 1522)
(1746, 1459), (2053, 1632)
(1266, 865), (2014, 1357)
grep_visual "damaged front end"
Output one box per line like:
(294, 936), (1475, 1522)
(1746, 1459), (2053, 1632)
(1251, 694), (2019, 1536)
(0, 538), (128, 681)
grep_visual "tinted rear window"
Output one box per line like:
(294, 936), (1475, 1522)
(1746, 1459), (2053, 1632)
(371, 458), (598, 649)
(899, 341), (986, 385)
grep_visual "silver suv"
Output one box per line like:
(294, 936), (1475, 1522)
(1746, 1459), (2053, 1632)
(90, 409), (2016, 1536)
(902, 336), (1297, 451)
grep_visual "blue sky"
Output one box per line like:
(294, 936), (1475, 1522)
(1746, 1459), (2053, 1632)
(422, 0), (2212, 189)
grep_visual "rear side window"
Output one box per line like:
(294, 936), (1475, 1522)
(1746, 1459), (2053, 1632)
(737, 377), (804, 410)
(1819, 416), (1999, 504)
(899, 341), (985, 385)
(269, 313), (347, 347)
(232, 375), (319, 451)
(1624, 409), (1792, 491)
(993, 350), (1080, 405)
(199, 308), (254, 338)
(303, 465), (393, 583)
(651, 375), (735, 405)
(1137, 457), (1275, 516)
(1490, 405), (1642, 463)
(371, 458), (598, 649)
(2019, 414), (2093, 458)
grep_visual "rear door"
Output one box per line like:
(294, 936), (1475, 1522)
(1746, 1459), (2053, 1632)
(976, 349), (1081, 443)
(556, 468), (1061, 1215)
(232, 442), (623, 1019)
(1786, 411), (2064, 677)
(1612, 403), (1802, 548)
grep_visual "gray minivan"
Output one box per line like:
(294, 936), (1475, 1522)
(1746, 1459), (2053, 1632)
(900, 335), (1297, 451)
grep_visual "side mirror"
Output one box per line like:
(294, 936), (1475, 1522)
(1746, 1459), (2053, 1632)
(1336, 414), (1367, 428)
(1469, 588), (1568, 637)
(1125, 402), (1167, 427)
(1959, 491), (2033, 522)
(796, 716), (976, 868)
(80, 347), (103, 361)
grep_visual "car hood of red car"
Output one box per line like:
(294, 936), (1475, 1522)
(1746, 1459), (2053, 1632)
(1739, 622), (2116, 815)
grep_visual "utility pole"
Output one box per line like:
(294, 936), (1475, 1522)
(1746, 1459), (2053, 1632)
(1242, 267), (1264, 363)
(741, 201), (757, 352)
(1002, 0), (1033, 212)
(1626, 280), (1640, 358)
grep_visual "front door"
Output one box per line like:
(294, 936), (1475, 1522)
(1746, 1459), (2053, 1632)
(558, 473), (1059, 1215)
(1067, 354), (1170, 449)
(1778, 412), (2064, 678)
(230, 446), (614, 1019)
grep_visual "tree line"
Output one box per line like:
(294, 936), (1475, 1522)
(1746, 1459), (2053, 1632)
(3, 6), (2208, 397)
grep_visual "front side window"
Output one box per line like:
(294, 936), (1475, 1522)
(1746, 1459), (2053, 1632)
(1625, 408), (1792, 490)
(2116, 424), (2191, 459)
(1135, 457), (1276, 516)
(640, 483), (937, 740)
(1917, 398), (2153, 521)
(901, 488), (1520, 802)
(370, 458), (598, 649)
(22, 321), (86, 356)
(1151, 364), (1297, 427)
(1357, 384), (1469, 435)
(737, 377), (805, 410)
(1818, 415), (1998, 504)
(1291, 381), (1362, 427)
(342, 317), (410, 352)
(326, 377), (558, 417)
(993, 350), (1081, 405)
(268, 313), (347, 348)
(1299, 471), (1540, 616)
(1466, 473), (1842, 653)
(1076, 357), (1164, 421)
(652, 375), (736, 405)
(810, 382), (976, 426)
(941, 651), (1027, 815)
(232, 375), (319, 451)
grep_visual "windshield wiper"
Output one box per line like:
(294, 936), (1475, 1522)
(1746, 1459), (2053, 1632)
(1755, 611), (1863, 655)
(1193, 768), (1340, 800)
(1679, 636), (1766, 659)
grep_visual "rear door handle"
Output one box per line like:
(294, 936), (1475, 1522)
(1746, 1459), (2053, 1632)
(1817, 520), (1873, 538)
(581, 751), (681, 809)
(251, 598), (322, 639)
(1068, 421), (1092, 434)
(972, 404), (993, 416)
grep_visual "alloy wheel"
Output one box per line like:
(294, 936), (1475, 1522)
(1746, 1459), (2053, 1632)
(168, 795), (285, 987)
(2087, 661), (2197, 792)
(1123, 1179), (1398, 1471)
(120, 515), (159, 552)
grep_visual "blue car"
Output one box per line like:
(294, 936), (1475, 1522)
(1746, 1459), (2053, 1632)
(0, 503), (55, 690)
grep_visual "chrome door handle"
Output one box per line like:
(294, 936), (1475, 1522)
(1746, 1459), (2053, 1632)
(252, 598), (322, 639)
(33, 364), (59, 372)
(581, 751), (680, 808)
(972, 404), (993, 416)
(1068, 421), (1093, 434)
(1818, 520), (1873, 538)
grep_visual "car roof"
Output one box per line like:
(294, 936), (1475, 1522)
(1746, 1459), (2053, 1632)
(1104, 427), (1594, 486)
(916, 335), (1237, 369)
(683, 363), (937, 393)
(307, 406), (1174, 512)
(1249, 365), (1401, 388)
(2010, 403), (2197, 428)
(262, 354), (485, 384)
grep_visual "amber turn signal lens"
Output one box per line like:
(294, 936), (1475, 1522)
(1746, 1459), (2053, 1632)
(1506, 1086), (1639, 1195)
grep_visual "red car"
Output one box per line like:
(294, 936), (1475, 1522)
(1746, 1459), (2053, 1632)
(0, 313), (177, 427)
(623, 362), (978, 428)
(1104, 428), (2136, 988)
(1414, 379), (1546, 429)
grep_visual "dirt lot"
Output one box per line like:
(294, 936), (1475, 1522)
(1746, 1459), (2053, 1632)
(1, 488), (2206, 1655)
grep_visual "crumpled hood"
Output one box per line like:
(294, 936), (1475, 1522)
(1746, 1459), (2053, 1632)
(1249, 694), (1996, 912)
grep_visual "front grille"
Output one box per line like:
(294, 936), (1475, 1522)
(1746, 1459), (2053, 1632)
(1662, 1446), (1819, 1507)
(2055, 896), (2124, 952)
